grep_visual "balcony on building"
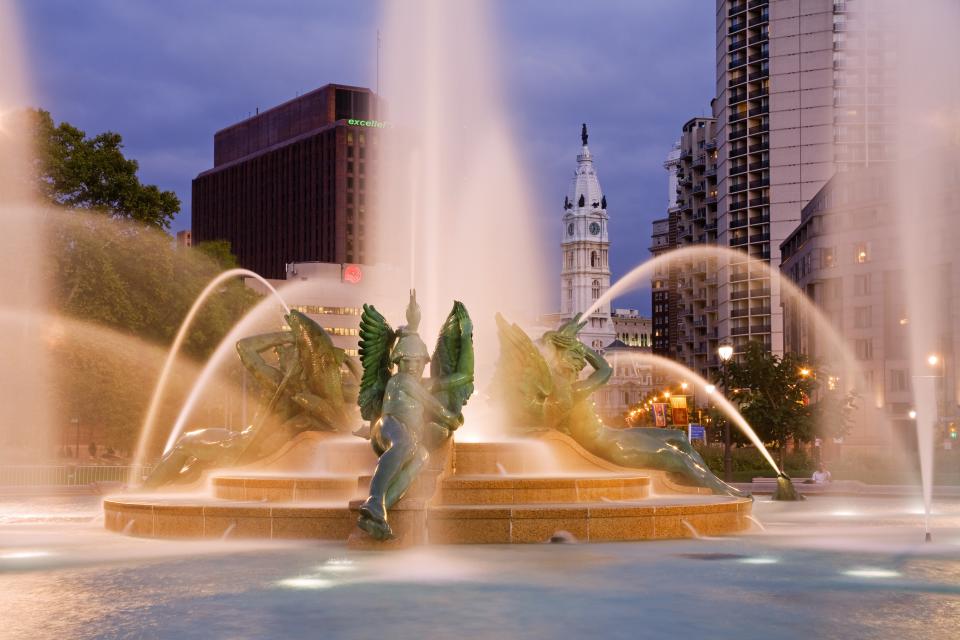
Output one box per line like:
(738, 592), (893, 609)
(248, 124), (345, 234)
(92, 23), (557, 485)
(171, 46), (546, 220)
(728, 1), (747, 17)
(731, 307), (749, 318)
(729, 54), (747, 70)
(749, 323), (772, 334)
(730, 161), (748, 176)
(749, 65), (769, 81)
(748, 158), (769, 171)
(748, 8), (769, 27)
(731, 288), (749, 300)
(749, 0), (768, 8)
(730, 235), (748, 247)
(748, 103), (769, 117)
(730, 125), (748, 140)
(748, 177), (769, 190)
(748, 140), (768, 153)
(748, 210), (769, 225)
(730, 214), (748, 229)
(729, 18), (746, 34)
(748, 27), (769, 45)
(730, 143), (748, 157)
(728, 72), (747, 88)
(749, 305), (772, 316)
(749, 231), (770, 243)
(729, 110), (748, 124)
(748, 85), (769, 99)
(730, 198), (748, 211)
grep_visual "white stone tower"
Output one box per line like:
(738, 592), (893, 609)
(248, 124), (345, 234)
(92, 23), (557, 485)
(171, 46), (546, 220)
(560, 124), (615, 350)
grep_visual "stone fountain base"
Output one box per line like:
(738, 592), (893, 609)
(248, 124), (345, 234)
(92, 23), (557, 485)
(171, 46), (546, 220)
(103, 431), (752, 544)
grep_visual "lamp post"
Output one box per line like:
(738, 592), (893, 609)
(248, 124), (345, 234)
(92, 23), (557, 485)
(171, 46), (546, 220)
(718, 344), (734, 482)
(70, 417), (80, 459)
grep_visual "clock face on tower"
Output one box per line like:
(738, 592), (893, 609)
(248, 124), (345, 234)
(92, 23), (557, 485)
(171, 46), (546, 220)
(567, 223), (574, 236)
(589, 222), (600, 235)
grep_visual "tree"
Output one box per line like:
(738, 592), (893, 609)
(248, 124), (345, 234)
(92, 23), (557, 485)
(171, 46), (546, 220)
(723, 341), (818, 467)
(49, 212), (261, 359)
(30, 109), (179, 229)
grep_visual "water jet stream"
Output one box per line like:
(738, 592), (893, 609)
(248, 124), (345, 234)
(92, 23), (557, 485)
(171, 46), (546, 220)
(614, 351), (782, 476)
(132, 269), (289, 479)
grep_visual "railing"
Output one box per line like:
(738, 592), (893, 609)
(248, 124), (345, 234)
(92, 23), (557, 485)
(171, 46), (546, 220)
(749, 213), (769, 224)
(0, 465), (152, 487)
(730, 200), (748, 211)
(749, 196), (769, 207)
(730, 236), (748, 246)
(749, 141), (767, 153)
(730, 216), (748, 229)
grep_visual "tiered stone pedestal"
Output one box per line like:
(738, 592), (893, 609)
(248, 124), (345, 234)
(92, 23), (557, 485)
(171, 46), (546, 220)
(104, 431), (752, 544)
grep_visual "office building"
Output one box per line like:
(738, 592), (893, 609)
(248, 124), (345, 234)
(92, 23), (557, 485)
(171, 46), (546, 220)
(192, 84), (382, 279)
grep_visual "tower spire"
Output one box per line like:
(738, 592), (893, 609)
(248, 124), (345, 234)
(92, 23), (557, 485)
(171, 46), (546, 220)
(581, 123), (588, 146)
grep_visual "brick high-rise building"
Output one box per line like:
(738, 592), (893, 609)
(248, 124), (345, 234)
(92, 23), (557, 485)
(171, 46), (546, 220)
(192, 84), (382, 279)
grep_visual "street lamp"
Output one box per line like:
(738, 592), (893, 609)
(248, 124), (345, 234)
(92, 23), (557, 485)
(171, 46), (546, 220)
(70, 417), (80, 459)
(718, 344), (734, 482)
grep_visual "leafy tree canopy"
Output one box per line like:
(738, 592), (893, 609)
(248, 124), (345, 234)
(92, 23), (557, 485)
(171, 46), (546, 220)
(30, 108), (179, 229)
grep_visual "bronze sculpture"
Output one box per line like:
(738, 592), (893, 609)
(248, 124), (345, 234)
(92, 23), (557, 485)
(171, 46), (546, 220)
(494, 313), (747, 497)
(356, 291), (474, 540)
(142, 310), (359, 489)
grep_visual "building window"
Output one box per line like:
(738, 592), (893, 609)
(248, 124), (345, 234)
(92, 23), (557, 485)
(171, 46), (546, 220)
(855, 338), (873, 360)
(592, 279), (601, 300)
(889, 369), (909, 392)
(566, 252), (574, 269)
(591, 251), (598, 268)
(854, 242), (870, 263)
(854, 274), (871, 296)
(821, 247), (836, 268)
(853, 306), (872, 328)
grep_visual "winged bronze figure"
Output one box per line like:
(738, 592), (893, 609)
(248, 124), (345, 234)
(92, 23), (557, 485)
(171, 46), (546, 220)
(356, 290), (474, 540)
(493, 313), (746, 497)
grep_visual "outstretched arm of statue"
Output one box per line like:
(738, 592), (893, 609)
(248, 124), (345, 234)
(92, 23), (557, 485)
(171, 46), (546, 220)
(237, 331), (295, 389)
(572, 345), (613, 400)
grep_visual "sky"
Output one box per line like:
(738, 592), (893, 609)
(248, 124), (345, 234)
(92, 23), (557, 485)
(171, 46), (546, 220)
(16, 0), (715, 313)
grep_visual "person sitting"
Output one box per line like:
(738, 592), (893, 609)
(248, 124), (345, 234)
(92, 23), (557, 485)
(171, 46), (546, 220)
(811, 464), (832, 484)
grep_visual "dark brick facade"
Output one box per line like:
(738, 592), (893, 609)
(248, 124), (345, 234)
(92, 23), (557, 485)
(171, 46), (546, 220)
(192, 84), (379, 279)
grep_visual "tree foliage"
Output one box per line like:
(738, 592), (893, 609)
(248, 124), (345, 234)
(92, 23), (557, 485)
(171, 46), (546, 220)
(49, 213), (260, 359)
(30, 108), (180, 229)
(721, 341), (818, 464)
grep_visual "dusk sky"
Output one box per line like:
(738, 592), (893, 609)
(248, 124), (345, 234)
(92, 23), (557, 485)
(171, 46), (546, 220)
(18, 0), (715, 312)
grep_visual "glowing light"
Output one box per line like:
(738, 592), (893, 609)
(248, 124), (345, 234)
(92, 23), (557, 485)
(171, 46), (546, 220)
(899, 318), (909, 326)
(1, 550), (51, 559)
(276, 577), (334, 590)
(927, 354), (940, 367)
(831, 510), (859, 517)
(662, 391), (671, 399)
(843, 568), (900, 579)
(705, 384), (716, 395)
(680, 382), (689, 391)
(321, 559), (356, 573)
(909, 410), (917, 420)
(739, 557), (779, 565)
(799, 368), (811, 377)
(717, 345), (734, 361)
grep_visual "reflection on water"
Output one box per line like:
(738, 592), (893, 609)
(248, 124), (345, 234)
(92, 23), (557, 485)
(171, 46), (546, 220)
(0, 496), (958, 640)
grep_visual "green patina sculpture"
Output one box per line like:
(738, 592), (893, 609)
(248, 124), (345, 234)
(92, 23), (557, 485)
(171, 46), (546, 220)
(142, 310), (360, 490)
(356, 291), (474, 540)
(494, 313), (747, 498)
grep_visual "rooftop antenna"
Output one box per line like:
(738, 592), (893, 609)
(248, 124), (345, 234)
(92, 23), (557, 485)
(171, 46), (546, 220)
(376, 29), (382, 95)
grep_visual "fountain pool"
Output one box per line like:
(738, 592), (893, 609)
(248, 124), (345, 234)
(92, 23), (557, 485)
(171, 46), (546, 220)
(2, 494), (958, 639)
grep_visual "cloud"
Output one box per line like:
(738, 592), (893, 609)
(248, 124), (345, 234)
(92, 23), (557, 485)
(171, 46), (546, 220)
(19, 0), (714, 312)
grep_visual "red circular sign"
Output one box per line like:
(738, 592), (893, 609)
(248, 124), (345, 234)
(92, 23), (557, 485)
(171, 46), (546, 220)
(343, 264), (362, 284)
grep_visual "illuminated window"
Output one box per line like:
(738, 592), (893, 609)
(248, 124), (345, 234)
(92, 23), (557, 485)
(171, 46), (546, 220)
(854, 242), (870, 263)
